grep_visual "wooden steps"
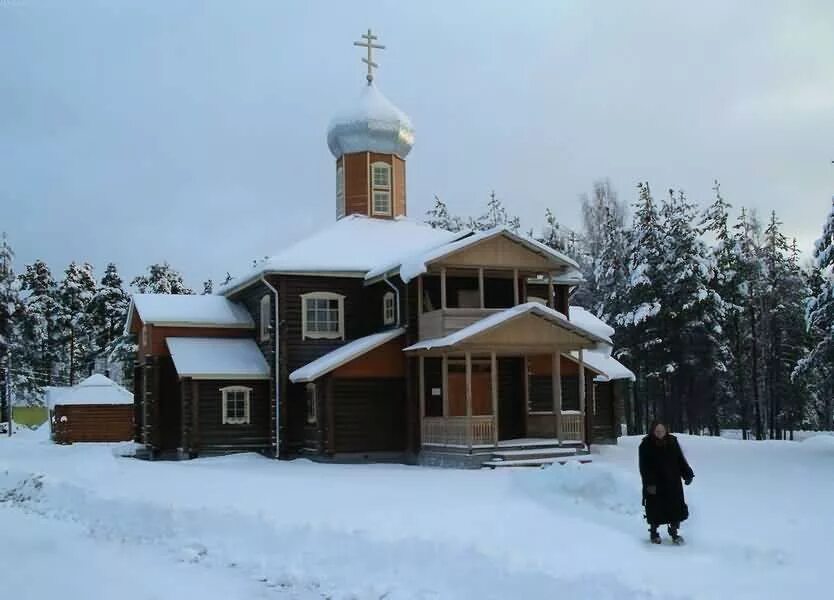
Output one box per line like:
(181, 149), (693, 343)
(482, 455), (594, 468)
(482, 439), (591, 469)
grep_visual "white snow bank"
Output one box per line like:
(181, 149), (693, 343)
(127, 294), (254, 331)
(290, 328), (405, 383)
(166, 337), (270, 379)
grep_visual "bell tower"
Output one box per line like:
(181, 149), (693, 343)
(327, 29), (414, 220)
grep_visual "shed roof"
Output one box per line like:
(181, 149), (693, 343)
(48, 374), (134, 407)
(166, 337), (270, 380)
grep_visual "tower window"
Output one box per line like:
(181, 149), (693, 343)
(370, 162), (392, 216)
(336, 165), (345, 218)
(383, 291), (396, 325)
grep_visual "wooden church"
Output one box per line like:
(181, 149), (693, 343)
(126, 30), (634, 467)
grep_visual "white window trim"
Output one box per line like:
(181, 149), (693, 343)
(336, 164), (345, 218)
(306, 383), (317, 424)
(301, 291), (345, 340)
(220, 386), (251, 425)
(383, 291), (396, 325)
(370, 162), (392, 216)
(259, 295), (271, 342)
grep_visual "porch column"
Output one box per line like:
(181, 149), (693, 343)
(417, 275), (423, 315)
(465, 351), (473, 448)
(478, 267), (485, 308)
(490, 351), (498, 445)
(442, 354), (449, 417)
(552, 350), (562, 442)
(548, 276), (555, 309)
(418, 356), (425, 444)
(441, 268), (447, 310)
(513, 268), (520, 305)
(578, 349), (586, 416)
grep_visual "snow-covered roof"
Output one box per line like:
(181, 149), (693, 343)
(166, 338), (270, 380)
(219, 215), (464, 295)
(568, 307), (616, 342)
(125, 294), (254, 333)
(289, 328), (405, 383)
(48, 374), (134, 407)
(390, 227), (580, 283)
(404, 302), (610, 352)
(568, 349), (635, 382)
(327, 83), (414, 159)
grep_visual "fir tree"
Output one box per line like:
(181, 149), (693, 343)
(57, 261), (97, 384)
(202, 279), (214, 294)
(88, 263), (130, 380)
(17, 260), (61, 401)
(0, 234), (21, 420)
(425, 196), (464, 232)
(469, 191), (521, 232)
(131, 262), (193, 295)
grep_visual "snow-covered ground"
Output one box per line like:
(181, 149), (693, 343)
(1, 429), (832, 599)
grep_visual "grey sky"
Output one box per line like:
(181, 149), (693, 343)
(2, 1), (833, 287)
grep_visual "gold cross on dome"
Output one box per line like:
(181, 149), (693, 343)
(353, 28), (385, 84)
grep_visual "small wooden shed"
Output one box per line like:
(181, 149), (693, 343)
(50, 374), (134, 444)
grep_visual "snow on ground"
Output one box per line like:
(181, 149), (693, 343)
(1, 428), (832, 599)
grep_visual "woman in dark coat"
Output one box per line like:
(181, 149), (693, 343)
(639, 421), (694, 544)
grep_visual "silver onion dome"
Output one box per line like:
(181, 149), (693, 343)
(327, 83), (414, 159)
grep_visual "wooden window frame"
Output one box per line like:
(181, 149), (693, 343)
(306, 383), (317, 424)
(301, 291), (345, 340)
(259, 295), (271, 342)
(383, 291), (396, 325)
(141, 326), (149, 350)
(370, 162), (392, 216)
(220, 386), (251, 425)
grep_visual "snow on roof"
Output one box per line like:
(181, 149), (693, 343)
(219, 215), (463, 294)
(568, 349), (635, 382)
(126, 294), (254, 332)
(48, 374), (134, 407)
(290, 327), (405, 383)
(395, 228), (580, 283)
(166, 338), (270, 380)
(568, 307), (616, 342)
(404, 302), (610, 352)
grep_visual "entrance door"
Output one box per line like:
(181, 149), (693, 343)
(497, 357), (525, 440)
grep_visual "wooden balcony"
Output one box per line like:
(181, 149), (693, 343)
(418, 308), (502, 341)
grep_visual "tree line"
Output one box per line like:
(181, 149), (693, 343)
(426, 182), (834, 438)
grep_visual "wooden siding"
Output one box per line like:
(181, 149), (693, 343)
(437, 235), (554, 271)
(341, 152), (406, 219)
(332, 338), (406, 378)
(529, 374), (591, 413)
(393, 155), (406, 217)
(52, 404), (133, 444)
(497, 357), (525, 440)
(182, 379), (271, 454)
(144, 324), (252, 357)
(331, 378), (406, 453)
(592, 381), (622, 444)
(528, 354), (583, 377)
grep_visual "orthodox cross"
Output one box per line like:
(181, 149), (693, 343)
(354, 28), (385, 84)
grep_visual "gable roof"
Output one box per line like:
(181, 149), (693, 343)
(289, 327), (405, 383)
(404, 302), (610, 352)
(371, 227), (581, 283)
(125, 294), (254, 333)
(166, 338), (270, 380)
(219, 215), (464, 295)
(47, 374), (134, 407)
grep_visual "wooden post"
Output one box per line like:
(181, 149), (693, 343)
(191, 379), (200, 456)
(513, 268), (519, 305)
(548, 276), (555, 309)
(578, 349), (586, 416)
(417, 275), (423, 315)
(490, 351), (498, 446)
(440, 268), (447, 310)
(478, 267), (485, 309)
(465, 351), (472, 448)
(552, 351), (562, 442)
(418, 356), (425, 445)
(442, 354), (449, 417)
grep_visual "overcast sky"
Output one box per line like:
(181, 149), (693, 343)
(2, 0), (833, 287)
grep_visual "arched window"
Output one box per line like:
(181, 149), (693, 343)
(336, 165), (345, 218)
(370, 162), (391, 216)
(383, 291), (396, 325)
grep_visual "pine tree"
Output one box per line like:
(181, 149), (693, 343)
(57, 262), (97, 384)
(202, 279), (213, 294)
(88, 263), (131, 381)
(469, 191), (521, 232)
(425, 196), (464, 232)
(131, 262), (193, 295)
(0, 234), (21, 421)
(17, 260), (61, 401)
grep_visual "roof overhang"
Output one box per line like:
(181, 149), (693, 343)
(219, 270), (367, 297)
(290, 328), (405, 383)
(166, 337), (271, 380)
(404, 303), (609, 356)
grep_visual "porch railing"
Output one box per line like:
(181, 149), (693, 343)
(560, 410), (583, 441)
(422, 416), (496, 447)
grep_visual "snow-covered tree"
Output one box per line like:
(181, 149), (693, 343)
(0, 234), (21, 421)
(425, 196), (464, 232)
(131, 262), (193, 295)
(468, 191), (520, 232)
(56, 262), (97, 384)
(88, 263), (131, 380)
(202, 279), (214, 294)
(16, 260), (61, 401)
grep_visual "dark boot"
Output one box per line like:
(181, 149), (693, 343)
(667, 523), (683, 544)
(649, 526), (661, 544)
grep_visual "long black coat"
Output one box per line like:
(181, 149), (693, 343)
(639, 434), (694, 526)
